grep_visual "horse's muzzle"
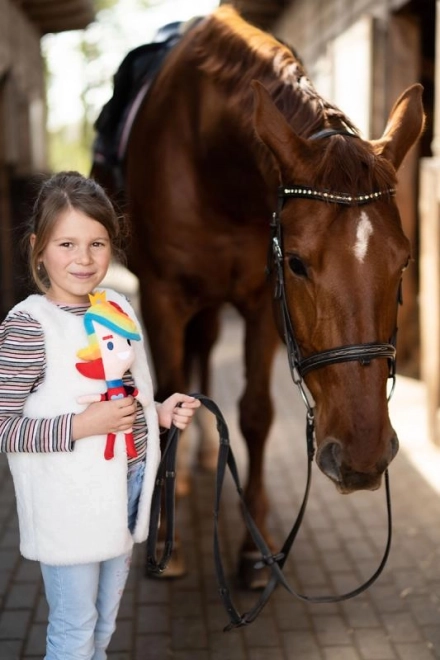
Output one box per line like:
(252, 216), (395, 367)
(315, 435), (399, 493)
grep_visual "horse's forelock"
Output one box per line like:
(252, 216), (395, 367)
(313, 138), (397, 196)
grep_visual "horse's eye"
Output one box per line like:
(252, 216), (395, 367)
(288, 255), (308, 277)
(107, 341), (114, 350)
(127, 339), (132, 346)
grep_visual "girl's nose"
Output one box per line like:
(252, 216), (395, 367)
(76, 247), (92, 264)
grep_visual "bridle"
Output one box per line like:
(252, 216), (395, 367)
(146, 131), (403, 630)
(270, 183), (398, 413)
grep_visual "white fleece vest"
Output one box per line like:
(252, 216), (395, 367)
(7, 290), (160, 565)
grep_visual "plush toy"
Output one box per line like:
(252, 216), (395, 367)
(76, 291), (148, 460)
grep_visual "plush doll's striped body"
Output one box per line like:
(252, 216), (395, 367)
(76, 291), (147, 460)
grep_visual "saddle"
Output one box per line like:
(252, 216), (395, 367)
(92, 19), (201, 189)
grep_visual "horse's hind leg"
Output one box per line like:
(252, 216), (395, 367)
(135, 281), (191, 577)
(186, 307), (220, 470)
(237, 300), (279, 590)
(176, 307), (220, 496)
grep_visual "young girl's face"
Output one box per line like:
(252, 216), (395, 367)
(36, 208), (112, 304)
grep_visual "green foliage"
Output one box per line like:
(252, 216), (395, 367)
(45, 0), (153, 173)
(47, 126), (94, 175)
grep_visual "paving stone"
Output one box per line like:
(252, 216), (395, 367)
(395, 643), (436, 660)
(4, 582), (39, 609)
(108, 620), (132, 652)
(312, 613), (354, 646)
(243, 614), (280, 647)
(23, 623), (46, 656)
(248, 649), (286, 660)
(0, 640), (22, 660)
(209, 631), (246, 659)
(323, 647), (361, 660)
(282, 630), (322, 659)
(341, 599), (381, 628)
(173, 652), (210, 660)
(380, 612), (422, 643)
(0, 610), (31, 640)
(136, 604), (169, 634)
(171, 616), (208, 650)
(134, 634), (171, 659)
(353, 628), (396, 659)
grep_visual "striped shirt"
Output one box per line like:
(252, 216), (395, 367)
(0, 302), (147, 464)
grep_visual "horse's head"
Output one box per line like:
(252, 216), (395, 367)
(253, 82), (425, 493)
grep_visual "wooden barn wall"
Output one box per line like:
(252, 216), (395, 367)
(0, 0), (47, 319)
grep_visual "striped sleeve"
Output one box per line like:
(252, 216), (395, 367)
(0, 311), (74, 453)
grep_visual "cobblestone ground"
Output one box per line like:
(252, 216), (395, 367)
(0, 305), (439, 659)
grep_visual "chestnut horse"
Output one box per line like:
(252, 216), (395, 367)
(92, 6), (424, 588)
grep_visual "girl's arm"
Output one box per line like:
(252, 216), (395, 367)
(0, 313), (74, 453)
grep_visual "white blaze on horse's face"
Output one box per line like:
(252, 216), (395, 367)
(353, 210), (373, 263)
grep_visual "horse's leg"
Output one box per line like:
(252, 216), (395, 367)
(177, 309), (221, 494)
(174, 308), (220, 496)
(237, 300), (279, 590)
(136, 279), (190, 577)
(185, 308), (221, 471)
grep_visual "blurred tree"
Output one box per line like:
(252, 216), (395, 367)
(45, 0), (154, 174)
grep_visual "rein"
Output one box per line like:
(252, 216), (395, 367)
(146, 154), (400, 630)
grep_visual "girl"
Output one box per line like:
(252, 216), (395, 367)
(0, 171), (200, 660)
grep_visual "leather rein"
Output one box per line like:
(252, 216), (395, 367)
(146, 130), (401, 630)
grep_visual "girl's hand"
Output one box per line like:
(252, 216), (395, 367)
(157, 394), (201, 430)
(72, 396), (138, 441)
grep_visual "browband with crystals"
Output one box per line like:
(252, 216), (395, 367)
(279, 185), (396, 206)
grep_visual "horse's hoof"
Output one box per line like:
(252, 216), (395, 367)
(237, 552), (270, 590)
(146, 542), (187, 579)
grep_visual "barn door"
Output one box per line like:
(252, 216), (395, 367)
(377, 12), (421, 376)
(0, 74), (14, 321)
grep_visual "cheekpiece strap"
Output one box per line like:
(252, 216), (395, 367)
(279, 186), (396, 207)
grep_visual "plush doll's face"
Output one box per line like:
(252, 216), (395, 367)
(93, 320), (135, 380)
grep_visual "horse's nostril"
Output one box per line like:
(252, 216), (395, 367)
(390, 434), (399, 461)
(316, 440), (343, 482)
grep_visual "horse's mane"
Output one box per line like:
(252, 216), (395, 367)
(189, 5), (396, 194)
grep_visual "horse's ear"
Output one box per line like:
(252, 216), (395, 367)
(371, 83), (425, 171)
(252, 80), (312, 180)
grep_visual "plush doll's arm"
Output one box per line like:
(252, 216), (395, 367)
(77, 393), (106, 405)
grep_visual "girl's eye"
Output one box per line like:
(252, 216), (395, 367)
(288, 255), (308, 278)
(127, 339), (131, 346)
(106, 341), (114, 351)
(92, 242), (105, 248)
(60, 242), (72, 248)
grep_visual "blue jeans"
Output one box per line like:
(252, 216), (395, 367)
(40, 460), (145, 660)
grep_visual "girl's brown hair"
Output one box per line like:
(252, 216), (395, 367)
(24, 171), (128, 293)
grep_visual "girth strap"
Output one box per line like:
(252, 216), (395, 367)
(146, 393), (393, 631)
